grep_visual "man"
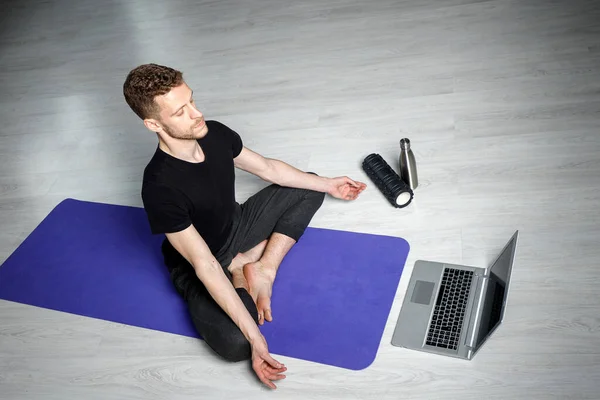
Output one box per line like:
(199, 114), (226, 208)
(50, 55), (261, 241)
(122, 63), (366, 389)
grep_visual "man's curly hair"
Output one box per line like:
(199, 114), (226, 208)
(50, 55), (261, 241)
(123, 63), (184, 120)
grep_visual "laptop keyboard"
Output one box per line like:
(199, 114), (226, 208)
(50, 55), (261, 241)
(426, 268), (473, 351)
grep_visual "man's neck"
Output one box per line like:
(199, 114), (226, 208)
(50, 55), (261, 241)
(159, 138), (205, 163)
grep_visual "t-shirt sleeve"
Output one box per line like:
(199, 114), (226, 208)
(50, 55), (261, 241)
(141, 183), (192, 234)
(211, 120), (243, 157)
(230, 126), (243, 157)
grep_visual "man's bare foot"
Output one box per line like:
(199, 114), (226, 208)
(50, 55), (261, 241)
(244, 261), (276, 325)
(228, 239), (268, 274)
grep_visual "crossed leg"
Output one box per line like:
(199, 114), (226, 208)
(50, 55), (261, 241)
(225, 180), (325, 325)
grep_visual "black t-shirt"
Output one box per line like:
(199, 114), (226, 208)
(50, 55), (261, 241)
(141, 120), (243, 254)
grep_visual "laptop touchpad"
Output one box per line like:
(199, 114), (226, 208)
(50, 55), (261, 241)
(411, 280), (435, 305)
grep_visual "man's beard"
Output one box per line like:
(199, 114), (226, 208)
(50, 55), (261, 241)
(163, 123), (200, 140)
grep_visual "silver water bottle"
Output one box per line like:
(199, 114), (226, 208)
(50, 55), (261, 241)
(399, 138), (418, 190)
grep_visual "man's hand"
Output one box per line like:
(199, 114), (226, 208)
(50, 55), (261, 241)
(251, 334), (287, 389)
(326, 176), (367, 200)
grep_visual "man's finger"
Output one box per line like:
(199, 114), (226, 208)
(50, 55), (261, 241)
(264, 366), (287, 380)
(254, 363), (277, 389)
(264, 365), (287, 377)
(346, 189), (359, 200)
(261, 375), (276, 389)
(266, 372), (287, 381)
(339, 176), (356, 187)
(346, 177), (360, 187)
(263, 353), (283, 369)
(266, 365), (287, 375)
(265, 308), (273, 322)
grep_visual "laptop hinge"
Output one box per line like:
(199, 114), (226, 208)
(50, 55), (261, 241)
(465, 273), (488, 348)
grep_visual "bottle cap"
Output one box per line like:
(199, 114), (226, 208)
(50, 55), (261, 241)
(400, 138), (411, 150)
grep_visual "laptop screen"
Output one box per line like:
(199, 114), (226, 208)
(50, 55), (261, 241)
(473, 231), (518, 350)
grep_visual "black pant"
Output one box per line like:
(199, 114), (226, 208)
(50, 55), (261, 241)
(161, 181), (325, 361)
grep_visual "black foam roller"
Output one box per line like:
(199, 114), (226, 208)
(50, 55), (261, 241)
(362, 153), (414, 208)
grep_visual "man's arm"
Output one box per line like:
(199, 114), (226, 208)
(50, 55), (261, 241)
(165, 224), (263, 345)
(166, 224), (286, 388)
(233, 146), (331, 191)
(233, 146), (366, 201)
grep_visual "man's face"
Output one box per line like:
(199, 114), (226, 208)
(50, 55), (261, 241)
(149, 82), (208, 140)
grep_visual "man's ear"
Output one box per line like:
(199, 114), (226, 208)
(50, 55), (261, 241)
(143, 118), (162, 133)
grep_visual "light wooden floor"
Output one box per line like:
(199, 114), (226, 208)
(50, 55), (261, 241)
(1, 0), (600, 398)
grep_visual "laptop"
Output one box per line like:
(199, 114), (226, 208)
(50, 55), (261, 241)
(391, 230), (519, 360)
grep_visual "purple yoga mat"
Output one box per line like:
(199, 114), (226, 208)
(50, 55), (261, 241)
(0, 198), (409, 370)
